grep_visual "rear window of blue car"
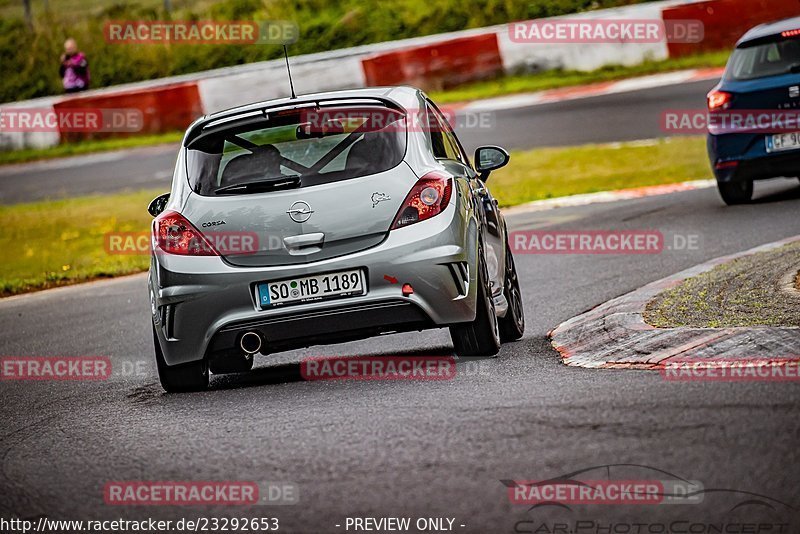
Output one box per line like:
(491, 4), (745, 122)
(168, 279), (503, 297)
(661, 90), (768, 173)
(185, 106), (407, 196)
(726, 36), (800, 80)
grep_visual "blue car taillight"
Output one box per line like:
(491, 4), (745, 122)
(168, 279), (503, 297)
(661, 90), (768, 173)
(708, 90), (733, 112)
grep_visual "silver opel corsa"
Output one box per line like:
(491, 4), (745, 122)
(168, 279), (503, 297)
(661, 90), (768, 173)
(147, 86), (524, 392)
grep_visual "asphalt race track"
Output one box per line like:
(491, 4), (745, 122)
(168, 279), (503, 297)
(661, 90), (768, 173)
(0, 79), (717, 205)
(2, 177), (799, 530)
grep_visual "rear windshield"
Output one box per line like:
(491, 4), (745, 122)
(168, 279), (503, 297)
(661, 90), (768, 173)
(186, 106), (407, 196)
(725, 37), (800, 81)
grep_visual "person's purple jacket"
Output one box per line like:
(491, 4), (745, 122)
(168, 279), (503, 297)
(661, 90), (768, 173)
(60, 52), (90, 92)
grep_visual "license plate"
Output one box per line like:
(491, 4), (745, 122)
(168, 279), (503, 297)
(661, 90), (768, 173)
(257, 269), (365, 308)
(766, 131), (800, 153)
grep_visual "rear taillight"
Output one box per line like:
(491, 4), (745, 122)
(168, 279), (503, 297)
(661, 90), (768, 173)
(153, 210), (219, 256)
(391, 172), (453, 230)
(707, 90), (732, 112)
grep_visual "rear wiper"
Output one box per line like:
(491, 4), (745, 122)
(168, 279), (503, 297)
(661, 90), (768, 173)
(214, 176), (300, 195)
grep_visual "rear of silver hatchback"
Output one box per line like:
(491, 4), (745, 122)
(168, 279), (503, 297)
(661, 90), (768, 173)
(148, 92), (488, 391)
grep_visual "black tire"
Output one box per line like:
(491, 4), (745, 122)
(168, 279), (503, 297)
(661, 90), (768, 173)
(717, 180), (753, 205)
(499, 244), (525, 342)
(449, 249), (501, 357)
(153, 326), (209, 392)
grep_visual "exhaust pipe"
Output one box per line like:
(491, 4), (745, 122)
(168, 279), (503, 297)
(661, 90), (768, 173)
(239, 331), (262, 355)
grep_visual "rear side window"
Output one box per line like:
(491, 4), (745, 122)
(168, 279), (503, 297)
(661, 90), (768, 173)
(186, 106), (407, 196)
(726, 36), (800, 80)
(426, 103), (464, 163)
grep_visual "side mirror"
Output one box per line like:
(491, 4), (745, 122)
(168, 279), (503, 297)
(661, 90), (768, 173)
(474, 145), (510, 179)
(147, 193), (170, 217)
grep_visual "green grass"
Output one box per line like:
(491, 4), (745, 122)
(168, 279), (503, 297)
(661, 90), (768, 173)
(491, 136), (709, 207)
(0, 132), (183, 166)
(0, 136), (711, 297)
(430, 50), (729, 104)
(0, 0), (220, 19)
(0, 189), (158, 297)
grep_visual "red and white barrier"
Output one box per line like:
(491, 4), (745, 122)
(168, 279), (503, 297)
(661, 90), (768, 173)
(52, 82), (203, 143)
(362, 33), (503, 90)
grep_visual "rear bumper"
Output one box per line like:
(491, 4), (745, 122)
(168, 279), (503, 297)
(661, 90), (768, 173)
(708, 134), (800, 182)
(149, 201), (479, 366)
(208, 300), (434, 355)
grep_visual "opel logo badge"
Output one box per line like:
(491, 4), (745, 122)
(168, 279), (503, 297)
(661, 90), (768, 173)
(287, 200), (313, 223)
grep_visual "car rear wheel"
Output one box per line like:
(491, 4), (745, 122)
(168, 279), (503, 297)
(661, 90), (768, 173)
(153, 326), (209, 392)
(449, 249), (501, 358)
(717, 180), (753, 205)
(499, 244), (525, 342)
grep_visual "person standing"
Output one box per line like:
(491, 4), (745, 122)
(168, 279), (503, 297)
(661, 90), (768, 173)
(59, 38), (90, 93)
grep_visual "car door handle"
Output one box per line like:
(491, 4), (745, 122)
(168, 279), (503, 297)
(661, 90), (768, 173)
(284, 232), (325, 254)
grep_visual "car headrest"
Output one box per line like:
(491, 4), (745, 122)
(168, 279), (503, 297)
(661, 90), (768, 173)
(221, 144), (281, 185)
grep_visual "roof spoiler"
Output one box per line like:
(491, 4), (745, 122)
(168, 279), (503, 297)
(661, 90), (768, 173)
(184, 96), (405, 147)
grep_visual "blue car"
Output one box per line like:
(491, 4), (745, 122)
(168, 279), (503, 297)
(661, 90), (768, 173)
(707, 16), (800, 204)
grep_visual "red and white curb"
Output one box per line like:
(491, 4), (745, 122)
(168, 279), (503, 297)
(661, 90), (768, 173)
(503, 178), (716, 216)
(459, 67), (724, 113)
(548, 235), (800, 369)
